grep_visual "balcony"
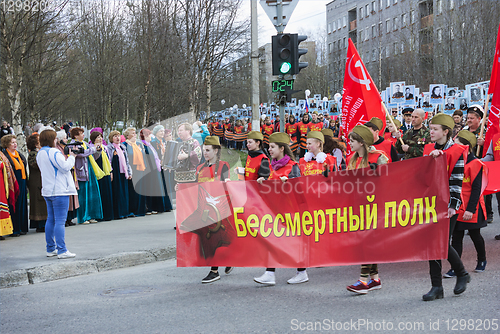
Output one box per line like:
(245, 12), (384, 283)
(420, 14), (434, 29)
(420, 42), (433, 55)
(349, 20), (357, 31)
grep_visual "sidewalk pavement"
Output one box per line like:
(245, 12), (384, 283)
(0, 208), (177, 289)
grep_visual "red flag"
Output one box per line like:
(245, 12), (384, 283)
(483, 24), (500, 157)
(341, 39), (386, 155)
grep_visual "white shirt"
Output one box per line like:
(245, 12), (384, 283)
(36, 147), (77, 197)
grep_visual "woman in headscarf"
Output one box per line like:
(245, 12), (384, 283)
(70, 127), (103, 224)
(89, 131), (113, 221)
(123, 127), (146, 217)
(0, 135), (28, 236)
(55, 130), (79, 226)
(107, 130), (132, 219)
(26, 134), (47, 232)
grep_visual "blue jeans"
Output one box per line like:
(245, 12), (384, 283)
(44, 196), (70, 254)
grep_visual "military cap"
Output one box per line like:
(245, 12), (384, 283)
(430, 113), (455, 130)
(321, 129), (334, 137)
(203, 136), (220, 146)
(351, 125), (374, 146)
(368, 117), (384, 132)
(403, 107), (414, 115)
(307, 131), (325, 143)
(247, 131), (263, 141)
(467, 105), (484, 119)
(457, 130), (477, 149)
(269, 132), (291, 145)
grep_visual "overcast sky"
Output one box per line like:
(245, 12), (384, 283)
(240, 0), (331, 46)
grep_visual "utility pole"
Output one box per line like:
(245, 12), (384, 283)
(251, 0), (260, 131)
(276, 1), (285, 133)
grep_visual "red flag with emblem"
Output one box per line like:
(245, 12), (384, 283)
(341, 39), (386, 155)
(483, 23), (500, 158)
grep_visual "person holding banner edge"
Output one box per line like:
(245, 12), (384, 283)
(254, 132), (305, 285)
(299, 131), (337, 176)
(241, 131), (270, 181)
(345, 125), (389, 294)
(423, 113), (471, 301)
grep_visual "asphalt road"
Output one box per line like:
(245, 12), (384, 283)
(1, 224), (499, 334)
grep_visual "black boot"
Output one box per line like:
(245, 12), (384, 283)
(454, 273), (471, 295)
(423, 286), (444, 301)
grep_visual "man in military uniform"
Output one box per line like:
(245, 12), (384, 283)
(400, 108), (414, 134)
(396, 108), (430, 160)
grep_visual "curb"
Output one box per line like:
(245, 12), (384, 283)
(0, 246), (176, 289)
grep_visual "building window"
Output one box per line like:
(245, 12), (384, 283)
(450, 0), (455, 9)
(372, 25), (376, 38)
(343, 16), (347, 27)
(379, 0), (383, 10)
(371, 49), (376, 61)
(343, 37), (347, 48)
(360, 30), (364, 41)
(410, 10), (415, 24)
(401, 42), (404, 53)
(333, 21), (336, 31)
(386, 46), (390, 58)
(360, 7), (364, 18)
(372, 1), (376, 12)
(393, 17), (398, 31)
(378, 22), (383, 36)
(437, 28), (443, 43)
(333, 41), (336, 50)
(386, 19), (391, 33)
(450, 26), (454, 39)
(401, 13), (407, 27)
(394, 42), (398, 55)
(437, 0), (442, 14)
(366, 28), (370, 40)
(328, 23), (332, 33)
(365, 4), (369, 17)
(338, 39), (341, 49)
(329, 43), (333, 53)
(386, 0), (390, 8)
(338, 19), (341, 29)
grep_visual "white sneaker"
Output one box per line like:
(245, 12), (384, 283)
(57, 251), (76, 259)
(254, 271), (276, 285)
(287, 271), (309, 284)
(46, 250), (57, 257)
(82, 221), (90, 224)
(89, 219), (98, 223)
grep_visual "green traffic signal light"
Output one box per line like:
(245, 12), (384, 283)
(280, 62), (291, 74)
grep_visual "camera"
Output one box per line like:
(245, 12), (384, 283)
(61, 141), (85, 155)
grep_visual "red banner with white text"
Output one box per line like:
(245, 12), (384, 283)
(176, 156), (450, 267)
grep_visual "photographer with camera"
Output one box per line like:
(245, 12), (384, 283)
(69, 127), (103, 225)
(36, 129), (77, 259)
(55, 131), (79, 226)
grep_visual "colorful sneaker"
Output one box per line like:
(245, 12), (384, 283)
(367, 278), (381, 291)
(57, 251), (76, 259)
(347, 280), (369, 294)
(474, 261), (487, 273)
(201, 271), (220, 283)
(287, 271), (309, 284)
(254, 271), (276, 285)
(46, 250), (58, 257)
(443, 269), (456, 278)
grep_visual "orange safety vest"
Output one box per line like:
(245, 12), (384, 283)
(424, 143), (468, 178)
(196, 161), (230, 183)
(299, 155), (337, 176)
(269, 159), (298, 180)
(245, 153), (269, 180)
(374, 139), (393, 162)
(457, 158), (488, 223)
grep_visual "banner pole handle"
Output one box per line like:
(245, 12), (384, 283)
(382, 102), (405, 146)
(476, 93), (490, 156)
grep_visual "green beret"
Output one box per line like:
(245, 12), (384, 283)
(247, 131), (263, 141)
(203, 136), (220, 146)
(351, 125), (374, 146)
(369, 117), (384, 132)
(307, 131), (325, 143)
(430, 113), (455, 130)
(457, 130), (477, 149)
(321, 129), (334, 137)
(269, 132), (290, 145)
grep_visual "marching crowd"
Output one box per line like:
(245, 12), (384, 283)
(1, 104), (499, 300)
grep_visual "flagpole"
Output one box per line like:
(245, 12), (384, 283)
(382, 102), (405, 146)
(476, 93), (491, 156)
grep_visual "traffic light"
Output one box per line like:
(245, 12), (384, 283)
(272, 33), (293, 76)
(290, 34), (308, 75)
